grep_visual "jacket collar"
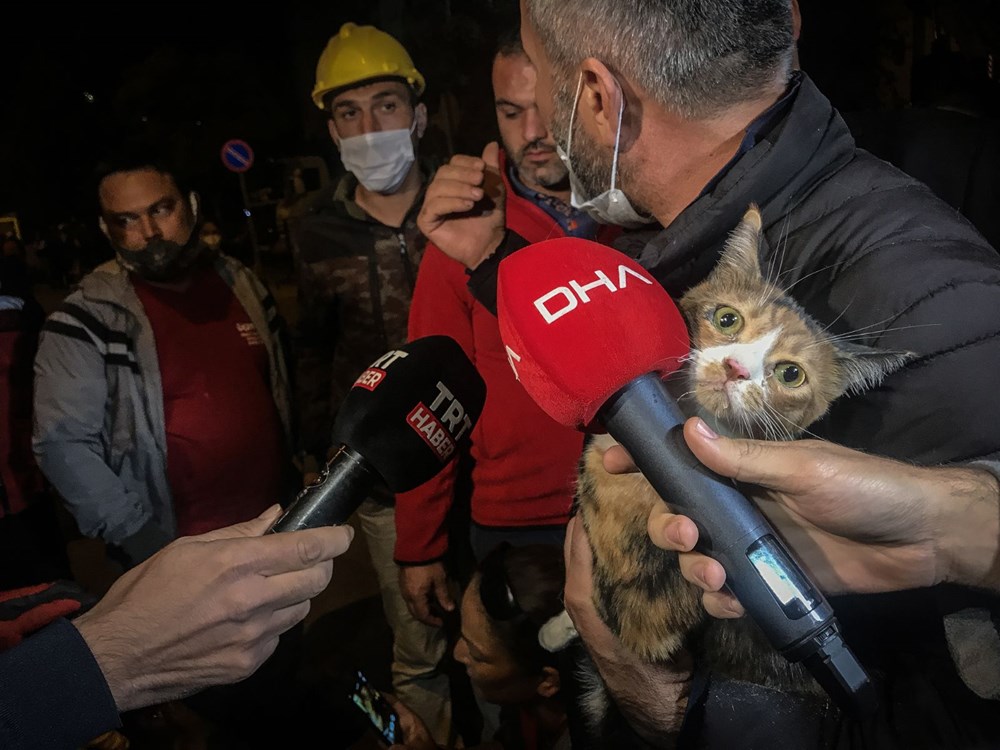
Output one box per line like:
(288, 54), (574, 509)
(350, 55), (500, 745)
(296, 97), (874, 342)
(76, 255), (240, 307)
(330, 158), (434, 227)
(628, 72), (856, 295)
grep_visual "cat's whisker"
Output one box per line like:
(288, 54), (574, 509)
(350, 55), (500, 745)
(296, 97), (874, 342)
(820, 322), (942, 344)
(761, 403), (802, 441)
(822, 311), (898, 333)
(764, 403), (829, 442)
(757, 403), (790, 441)
(764, 213), (794, 290)
(815, 299), (856, 336)
(776, 262), (845, 296)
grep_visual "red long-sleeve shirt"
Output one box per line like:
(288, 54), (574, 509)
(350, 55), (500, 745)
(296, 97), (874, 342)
(394, 151), (617, 564)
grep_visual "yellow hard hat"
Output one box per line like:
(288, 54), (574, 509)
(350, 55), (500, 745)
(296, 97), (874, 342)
(312, 22), (426, 110)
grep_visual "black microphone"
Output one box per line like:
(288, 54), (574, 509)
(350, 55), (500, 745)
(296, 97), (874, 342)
(495, 237), (877, 717)
(269, 335), (486, 533)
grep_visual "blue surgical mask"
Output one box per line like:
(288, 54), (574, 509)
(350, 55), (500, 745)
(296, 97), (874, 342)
(337, 119), (417, 194)
(556, 74), (654, 229)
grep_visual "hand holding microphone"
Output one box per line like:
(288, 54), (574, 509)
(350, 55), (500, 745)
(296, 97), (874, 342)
(495, 238), (877, 717)
(270, 336), (486, 533)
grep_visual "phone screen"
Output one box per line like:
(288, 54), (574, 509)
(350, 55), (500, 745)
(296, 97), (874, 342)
(350, 670), (400, 745)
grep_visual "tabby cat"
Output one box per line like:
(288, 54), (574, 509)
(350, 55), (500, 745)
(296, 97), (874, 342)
(540, 204), (915, 724)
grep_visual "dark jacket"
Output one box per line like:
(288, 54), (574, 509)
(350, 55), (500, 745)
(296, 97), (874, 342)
(291, 168), (429, 462)
(0, 614), (118, 750)
(472, 72), (1000, 748)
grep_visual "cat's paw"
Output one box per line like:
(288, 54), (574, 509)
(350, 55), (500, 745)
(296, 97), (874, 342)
(538, 609), (579, 652)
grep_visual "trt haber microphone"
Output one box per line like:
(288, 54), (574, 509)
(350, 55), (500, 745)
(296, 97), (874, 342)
(496, 238), (877, 717)
(270, 335), (486, 533)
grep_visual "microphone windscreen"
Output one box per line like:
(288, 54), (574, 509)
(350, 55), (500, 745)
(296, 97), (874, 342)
(497, 238), (689, 428)
(332, 335), (486, 492)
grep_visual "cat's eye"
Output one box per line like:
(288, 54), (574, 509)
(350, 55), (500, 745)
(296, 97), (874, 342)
(773, 362), (806, 388)
(711, 306), (743, 334)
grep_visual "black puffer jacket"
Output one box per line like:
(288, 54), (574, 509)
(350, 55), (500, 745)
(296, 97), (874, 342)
(628, 73), (1000, 749)
(473, 72), (1000, 748)
(627, 74), (1000, 468)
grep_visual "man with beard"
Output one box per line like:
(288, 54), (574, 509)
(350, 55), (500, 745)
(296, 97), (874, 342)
(33, 145), (294, 570)
(396, 28), (614, 624)
(418, 1), (1000, 747)
(31, 145), (306, 748)
(396, 32), (616, 743)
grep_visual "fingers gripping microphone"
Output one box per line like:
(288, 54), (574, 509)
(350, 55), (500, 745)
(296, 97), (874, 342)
(496, 238), (877, 717)
(270, 336), (486, 533)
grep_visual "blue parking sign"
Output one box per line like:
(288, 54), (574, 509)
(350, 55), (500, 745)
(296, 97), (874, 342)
(221, 139), (254, 173)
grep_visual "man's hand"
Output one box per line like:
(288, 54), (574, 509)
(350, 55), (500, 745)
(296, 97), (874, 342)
(417, 141), (507, 270)
(604, 417), (1000, 619)
(399, 562), (454, 627)
(384, 693), (438, 750)
(564, 515), (692, 744)
(73, 505), (354, 712)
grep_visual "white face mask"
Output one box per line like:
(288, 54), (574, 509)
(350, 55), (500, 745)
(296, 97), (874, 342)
(337, 119), (417, 194)
(556, 74), (655, 229)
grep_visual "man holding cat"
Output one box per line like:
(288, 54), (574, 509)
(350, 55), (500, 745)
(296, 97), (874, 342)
(418, 0), (1000, 746)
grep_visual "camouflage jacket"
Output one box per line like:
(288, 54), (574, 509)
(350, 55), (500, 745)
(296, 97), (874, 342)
(291, 168), (428, 461)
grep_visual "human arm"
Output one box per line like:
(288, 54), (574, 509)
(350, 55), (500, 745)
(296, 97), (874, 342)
(0, 506), (353, 748)
(563, 515), (693, 746)
(73, 504), (352, 710)
(0, 617), (122, 750)
(416, 142), (507, 272)
(608, 417), (1000, 618)
(397, 563), (454, 627)
(394, 244), (477, 625)
(384, 693), (440, 750)
(32, 308), (170, 561)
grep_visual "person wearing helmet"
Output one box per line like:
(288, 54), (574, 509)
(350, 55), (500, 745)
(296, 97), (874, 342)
(290, 22), (451, 748)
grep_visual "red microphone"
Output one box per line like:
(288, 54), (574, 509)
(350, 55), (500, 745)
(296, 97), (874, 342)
(496, 238), (688, 429)
(496, 237), (876, 717)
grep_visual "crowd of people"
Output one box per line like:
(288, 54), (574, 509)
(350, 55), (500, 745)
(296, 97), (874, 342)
(2, 1), (1000, 749)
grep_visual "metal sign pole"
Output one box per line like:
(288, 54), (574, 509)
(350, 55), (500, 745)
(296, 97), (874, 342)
(221, 139), (260, 273)
(238, 171), (263, 273)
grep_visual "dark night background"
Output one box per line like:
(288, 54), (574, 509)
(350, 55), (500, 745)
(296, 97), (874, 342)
(2, 0), (998, 254)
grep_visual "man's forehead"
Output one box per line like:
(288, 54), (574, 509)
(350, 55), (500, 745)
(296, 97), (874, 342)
(331, 80), (411, 108)
(493, 53), (537, 102)
(99, 168), (181, 213)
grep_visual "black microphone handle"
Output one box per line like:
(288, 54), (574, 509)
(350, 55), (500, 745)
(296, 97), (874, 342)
(268, 445), (377, 533)
(598, 372), (877, 716)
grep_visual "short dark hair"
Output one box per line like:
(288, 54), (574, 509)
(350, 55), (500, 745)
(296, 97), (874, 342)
(93, 140), (192, 215)
(321, 76), (421, 115)
(495, 24), (525, 59)
(475, 543), (566, 674)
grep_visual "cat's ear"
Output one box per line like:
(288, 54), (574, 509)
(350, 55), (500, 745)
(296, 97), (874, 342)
(835, 342), (916, 394)
(715, 204), (764, 282)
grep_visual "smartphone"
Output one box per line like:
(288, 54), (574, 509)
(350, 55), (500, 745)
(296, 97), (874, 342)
(349, 670), (400, 746)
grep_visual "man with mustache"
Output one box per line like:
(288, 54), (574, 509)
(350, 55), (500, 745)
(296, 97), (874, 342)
(31, 145), (305, 746)
(33, 145), (293, 569)
(395, 28), (616, 665)
(417, 1), (1000, 747)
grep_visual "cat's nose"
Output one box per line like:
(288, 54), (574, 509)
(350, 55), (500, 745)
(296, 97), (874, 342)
(723, 357), (750, 381)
